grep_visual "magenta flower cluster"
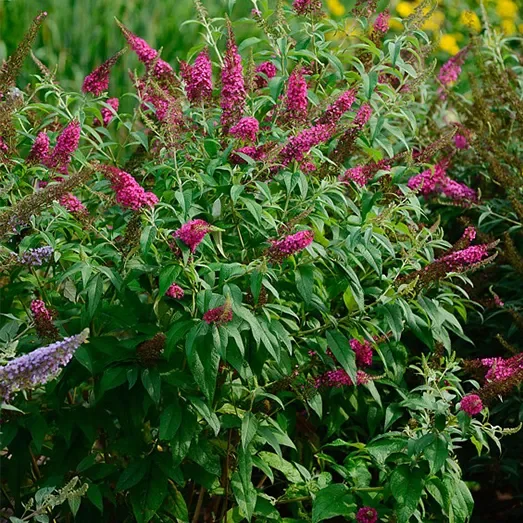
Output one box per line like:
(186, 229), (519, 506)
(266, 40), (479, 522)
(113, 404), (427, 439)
(356, 507), (378, 523)
(255, 61), (277, 88)
(166, 283), (184, 299)
(203, 303), (233, 326)
(373, 11), (390, 33)
(31, 299), (53, 323)
(438, 48), (468, 86)
(27, 131), (50, 164)
(60, 193), (87, 215)
(94, 98), (119, 127)
(351, 338), (373, 367)
(315, 369), (371, 388)
(279, 124), (333, 166)
(318, 89), (356, 126)
(460, 394), (483, 416)
(229, 116), (259, 142)
(437, 244), (490, 270)
(269, 230), (314, 259)
(180, 49), (213, 103)
(46, 120), (81, 173)
(339, 160), (390, 187)
(220, 33), (246, 129)
(230, 145), (266, 164)
(293, 0), (322, 15)
(103, 165), (158, 210)
(481, 354), (523, 382)
(174, 219), (212, 252)
(284, 68), (308, 122)
(82, 52), (122, 96)
(0, 330), (89, 400)
(454, 134), (469, 149)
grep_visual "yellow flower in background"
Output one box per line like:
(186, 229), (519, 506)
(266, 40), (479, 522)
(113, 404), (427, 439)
(519, 23), (523, 33)
(397, 2), (415, 18)
(501, 19), (516, 34)
(422, 10), (445, 31)
(496, 0), (518, 19)
(460, 11), (482, 32)
(326, 0), (345, 17)
(439, 34), (460, 55)
(389, 18), (404, 30)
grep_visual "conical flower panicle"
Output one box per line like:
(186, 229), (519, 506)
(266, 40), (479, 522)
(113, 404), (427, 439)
(46, 120), (81, 174)
(220, 24), (246, 130)
(0, 329), (89, 400)
(26, 131), (50, 164)
(82, 49), (126, 96)
(180, 48), (213, 103)
(283, 68), (308, 123)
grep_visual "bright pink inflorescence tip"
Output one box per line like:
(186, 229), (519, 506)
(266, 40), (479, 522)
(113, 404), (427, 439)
(279, 124), (333, 166)
(82, 51), (123, 96)
(315, 369), (371, 388)
(454, 134), (469, 149)
(102, 165), (158, 210)
(229, 116), (259, 142)
(268, 230), (314, 261)
(180, 48), (213, 103)
(174, 219), (212, 252)
(460, 394), (483, 416)
(59, 193), (88, 215)
(284, 68), (308, 123)
(27, 131), (50, 164)
(373, 11), (390, 33)
(47, 120), (81, 174)
(220, 30), (246, 129)
(203, 303), (233, 325)
(356, 506), (378, 523)
(350, 338), (373, 367)
(166, 283), (184, 299)
(318, 89), (357, 126)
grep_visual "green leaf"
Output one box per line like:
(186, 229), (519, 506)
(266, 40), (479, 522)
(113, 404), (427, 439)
(86, 483), (103, 512)
(250, 270), (263, 303)
(68, 496), (81, 517)
(130, 466), (168, 523)
(241, 412), (258, 451)
(425, 435), (448, 474)
(231, 446), (257, 521)
(382, 303), (404, 341)
(312, 484), (356, 523)
(87, 274), (104, 321)
(296, 265), (314, 305)
(189, 396), (221, 436)
(117, 460), (148, 491)
(186, 328), (220, 401)
(140, 225), (157, 257)
(258, 452), (302, 484)
(326, 330), (357, 384)
(164, 482), (189, 522)
(159, 400), (182, 441)
(28, 414), (48, 452)
(159, 265), (181, 296)
(390, 465), (424, 522)
(443, 477), (474, 523)
(141, 368), (161, 404)
(366, 436), (407, 465)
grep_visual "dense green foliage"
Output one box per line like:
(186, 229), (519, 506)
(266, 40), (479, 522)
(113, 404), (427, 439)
(0, 1), (522, 522)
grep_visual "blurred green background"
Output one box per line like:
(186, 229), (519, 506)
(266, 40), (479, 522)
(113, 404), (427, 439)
(0, 0), (253, 96)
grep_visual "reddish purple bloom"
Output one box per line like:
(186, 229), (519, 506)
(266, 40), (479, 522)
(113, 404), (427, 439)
(82, 51), (124, 96)
(31, 299), (58, 340)
(283, 68), (308, 123)
(27, 131), (50, 164)
(454, 134), (469, 149)
(230, 145), (266, 164)
(47, 120), (81, 173)
(354, 104), (373, 127)
(356, 507), (378, 523)
(174, 219), (212, 252)
(438, 48), (468, 86)
(135, 78), (172, 121)
(318, 89), (356, 126)
(315, 369), (371, 388)
(203, 301), (233, 326)
(339, 160), (390, 187)
(373, 11), (390, 33)
(118, 22), (172, 79)
(460, 394), (483, 416)
(59, 193), (88, 215)
(437, 244), (491, 270)
(180, 48), (213, 103)
(0, 137), (8, 154)
(279, 124), (333, 166)
(166, 283), (184, 299)
(351, 339), (373, 367)
(481, 354), (523, 382)
(255, 61), (277, 88)
(268, 230), (314, 260)
(220, 29), (246, 129)
(102, 165), (158, 210)
(94, 98), (119, 127)
(229, 116), (259, 142)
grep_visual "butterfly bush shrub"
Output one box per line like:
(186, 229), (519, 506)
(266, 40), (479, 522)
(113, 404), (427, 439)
(407, 16), (523, 504)
(0, 2), (516, 522)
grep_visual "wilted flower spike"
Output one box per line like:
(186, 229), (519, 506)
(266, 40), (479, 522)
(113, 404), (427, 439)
(31, 299), (59, 340)
(82, 49), (125, 96)
(229, 116), (259, 142)
(26, 131), (50, 164)
(203, 300), (233, 325)
(0, 330), (89, 400)
(293, 0), (322, 16)
(284, 68), (308, 123)
(47, 120), (81, 173)
(460, 394), (483, 416)
(180, 48), (213, 103)
(220, 27), (246, 129)
(174, 219), (212, 252)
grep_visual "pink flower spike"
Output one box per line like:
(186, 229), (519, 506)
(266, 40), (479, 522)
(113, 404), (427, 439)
(47, 120), (81, 173)
(60, 193), (88, 215)
(356, 507), (378, 523)
(373, 11), (390, 34)
(220, 27), (246, 129)
(255, 61), (277, 88)
(174, 219), (212, 252)
(460, 394), (483, 416)
(293, 0), (322, 16)
(102, 165), (158, 210)
(318, 89), (356, 126)
(94, 98), (119, 127)
(82, 50), (124, 96)
(284, 68), (308, 123)
(203, 301), (233, 326)
(350, 338), (373, 367)
(229, 116), (259, 142)
(268, 230), (314, 261)
(454, 134), (469, 149)
(180, 48), (213, 103)
(27, 131), (50, 164)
